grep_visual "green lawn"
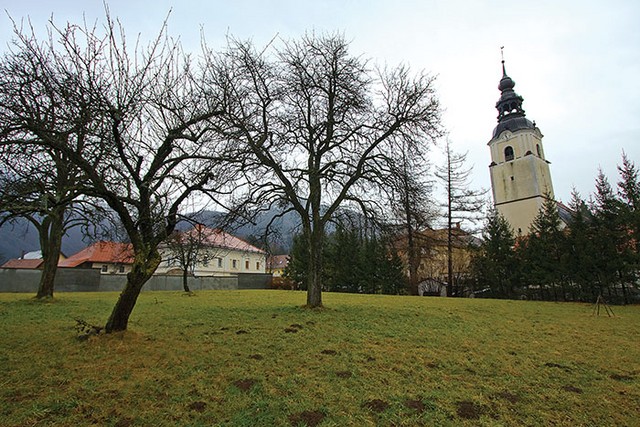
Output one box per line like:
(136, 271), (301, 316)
(0, 290), (638, 426)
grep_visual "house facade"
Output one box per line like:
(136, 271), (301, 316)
(1, 250), (67, 270)
(155, 226), (267, 277)
(395, 225), (480, 288)
(58, 241), (134, 274)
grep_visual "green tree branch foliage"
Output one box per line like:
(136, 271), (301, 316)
(285, 227), (406, 295)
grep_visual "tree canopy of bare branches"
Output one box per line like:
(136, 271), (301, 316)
(0, 16), (235, 331)
(211, 33), (442, 307)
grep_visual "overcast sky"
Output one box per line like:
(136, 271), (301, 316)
(2, 0), (639, 206)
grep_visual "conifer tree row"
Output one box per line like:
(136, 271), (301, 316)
(471, 153), (640, 304)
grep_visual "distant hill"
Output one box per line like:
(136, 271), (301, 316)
(0, 218), (89, 264)
(0, 207), (301, 263)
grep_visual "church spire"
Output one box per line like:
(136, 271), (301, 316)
(495, 50), (525, 122)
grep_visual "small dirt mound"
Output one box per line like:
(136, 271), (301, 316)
(284, 328), (299, 333)
(404, 399), (426, 413)
(543, 362), (572, 372)
(188, 401), (207, 412)
(336, 371), (352, 378)
(562, 385), (583, 394)
(366, 356), (376, 362)
(456, 401), (484, 420)
(236, 330), (249, 335)
(362, 399), (390, 413)
(610, 373), (634, 381)
(288, 410), (325, 427)
(320, 349), (337, 355)
(114, 418), (133, 427)
(233, 378), (257, 391)
(248, 354), (264, 360)
(494, 391), (520, 404)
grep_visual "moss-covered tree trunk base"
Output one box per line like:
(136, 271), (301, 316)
(105, 280), (145, 333)
(35, 210), (65, 299)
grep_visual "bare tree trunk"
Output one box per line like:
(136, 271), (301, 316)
(447, 226), (453, 296)
(182, 269), (191, 293)
(306, 227), (324, 308)
(36, 209), (65, 299)
(105, 251), (160, 332)
(407, 231), (420, 296)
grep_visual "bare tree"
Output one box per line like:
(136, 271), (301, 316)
(0, 25), (111, 298)
(435, 139), (486, 295)
(386, 142), (438, 294)
(211, 33), (442, 307)
(164, 224), (212, 293)
(0, 16), (233, 331)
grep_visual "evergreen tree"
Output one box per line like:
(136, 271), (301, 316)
(284, 233), (311, 290)
(616, 153), (640, 297)
(471, 209), (519, 298)
(522, 194), (569, 300)
(591, 169), (627, 302)
(325, 227), (361, 293)
(566, 188), (599, 300)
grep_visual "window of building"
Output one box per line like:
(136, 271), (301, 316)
(504, 146), (514, 161)
(232, 259), (238, 269)
(217, 257), (223, 268)
(245, 260), (250, 270)
(536, 144), (541, 157)
(118, 265), (125, 273)
(101, 265), (108, 273)
(256, 262), (261, 270)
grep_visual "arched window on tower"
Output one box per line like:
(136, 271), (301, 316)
(504, 146), (514, 162)
(536, 144), (542, 157)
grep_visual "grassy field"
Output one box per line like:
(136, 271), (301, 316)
(0, 290), (638, 426)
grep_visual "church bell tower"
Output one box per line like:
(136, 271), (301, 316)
(488, 58), (555, 234)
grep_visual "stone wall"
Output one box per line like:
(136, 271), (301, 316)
(0, 269), (272, 293)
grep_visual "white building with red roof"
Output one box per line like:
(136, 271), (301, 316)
(155, 226), (267, 277)
(58, 241), (134, 274)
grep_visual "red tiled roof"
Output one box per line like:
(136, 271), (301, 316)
(1, 259), (44, 269)
(59, 241), (134, 268)
(181, 226), (266, 254)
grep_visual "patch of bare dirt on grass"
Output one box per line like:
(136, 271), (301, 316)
(285, 324), (304, 333)
(404, 399), (426, 413)
(493, 391), (520, 404)
(188, 401), (207, 412)
(288, 410), (325, 427)
(543, 362), (572, 372)
(233, 378), (257, 391)
(335, 370), (352, 378)
(562, 385), (583, 394)
(320, 349), (337, 355)
(362, 399), (390, 413)
(456, 401), (485, 420)
(248, 354), (264, 360)
(610, 373), (635, 381)
(114, 418), (133, 427)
